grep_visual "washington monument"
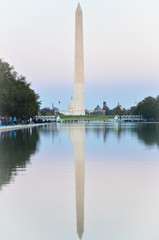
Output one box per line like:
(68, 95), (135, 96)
(68, 3), (85, 115)
(74, 3), (85, 115)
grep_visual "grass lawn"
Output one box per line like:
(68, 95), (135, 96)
(60, 115), (114, 121)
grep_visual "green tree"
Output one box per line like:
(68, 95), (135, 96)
(0, 59), (40, 118)
(155, 95), (159, 120)
(134, 96), (156, 120)
(113, 106), (127, 116)
(40, 107), (55, 116)
(128, 106), (136, 115)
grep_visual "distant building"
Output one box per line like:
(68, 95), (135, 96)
(86, 102), (112, 115)
(95, 105), (101, 111)
(93, 105), (105, 115)
(117, 103), (122, 109)
(103, 101), (107, 110)
(102, 101), (112, 115)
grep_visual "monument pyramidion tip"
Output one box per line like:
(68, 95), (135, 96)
(76, 3), (82, 12)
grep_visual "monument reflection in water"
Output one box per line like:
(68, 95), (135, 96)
(69, 125), (85, 239)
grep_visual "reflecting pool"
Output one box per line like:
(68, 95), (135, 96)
(0, 123), (159, 240)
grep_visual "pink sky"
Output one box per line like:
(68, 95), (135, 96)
(0, 0), (159, 109)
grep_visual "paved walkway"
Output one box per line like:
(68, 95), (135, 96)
(0, 123), (49, 132)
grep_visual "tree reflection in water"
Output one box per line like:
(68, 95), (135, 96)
(0, 128), (40, 190)
(85, 122), (159, 147)
(135, 123), (159, 147)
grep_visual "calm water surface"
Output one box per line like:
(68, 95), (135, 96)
(0, 123), (159, 240)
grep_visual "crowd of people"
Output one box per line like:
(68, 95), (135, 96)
(0, 116), (36, 126)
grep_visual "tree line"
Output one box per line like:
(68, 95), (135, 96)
(0, 59), (40, 119)
(112, 96), (159, 120)
(133, 96), (159, 120)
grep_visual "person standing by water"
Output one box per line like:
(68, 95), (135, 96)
(9, 117), (12, 125)
(13, 116), (17, 125)
(1, 117), (5, 126)
(5, 116), (8, 126)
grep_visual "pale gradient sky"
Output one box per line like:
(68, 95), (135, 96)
(0, 0), (159, 110)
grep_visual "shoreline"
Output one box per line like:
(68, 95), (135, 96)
(0, 123), (50, 132)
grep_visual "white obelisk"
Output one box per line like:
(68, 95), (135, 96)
(74, 3), (85, 115)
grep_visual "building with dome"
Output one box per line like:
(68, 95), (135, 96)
(93, 105), (105, 115)
(68, 99), (75, 114)
(94, 105), (102, 111)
